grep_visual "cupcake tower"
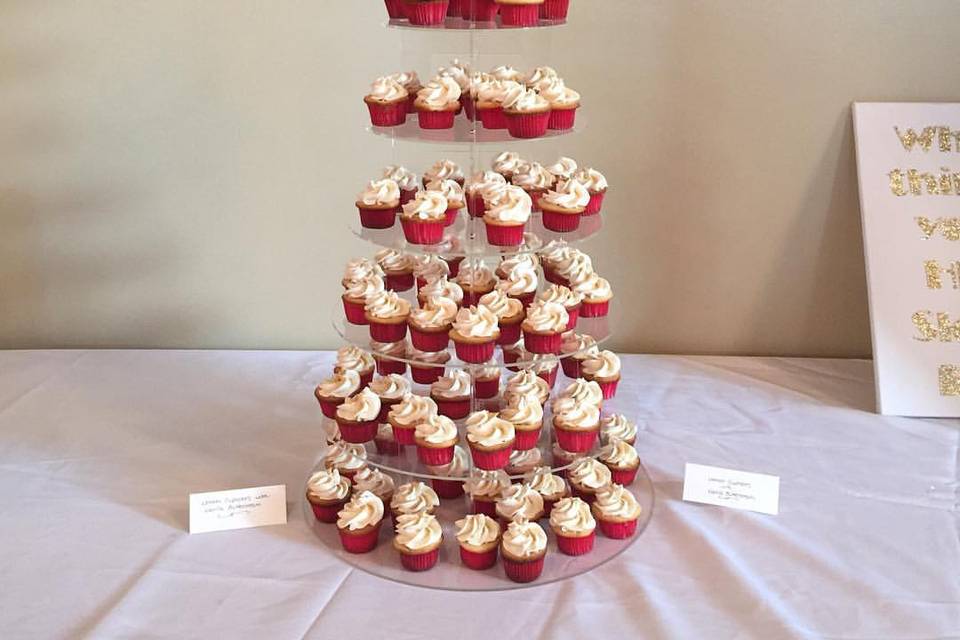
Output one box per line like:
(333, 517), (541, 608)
(306, 8), (649, 587)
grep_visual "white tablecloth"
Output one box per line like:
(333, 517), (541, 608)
(1, 350), (957, 639)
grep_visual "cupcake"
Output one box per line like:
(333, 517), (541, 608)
(503, 369), (551, 405)
(572, 167), (608, 215)
(527, 355), (560, 389)
(549, 497), (596, 555)
(476, 79), (524, 130)
(539, 77), (580, 130)
(598, 438), (641, 485)
(492, 151), (525, 183)
(374, 421), (402, 456)
(496, 483), (545, 525)
(416, 275), (464, 307)
(601, 413), (638, 445)
(423, 159), (465, 187)
(497, 252), (539, 279)
(388, 393), (438, 445)
(552, 400), (602, 453)
(546, 156), (578, 182)
(387, 72), (422, 114)
(455, 514), (501, 570)
(483, 184), (532, 247)
(571, 272), (613, 318)
(403, 0), (451, 26)
(499, 393), (544, 450)
(539, 285), (581, 331)
(414, 414), (459, 465)
(479, 289), (525, 346)
(554, 378), (604, 407)
(336, 491), (385, 554)
(466, 410), (516, 470)
(539, 179), (590, 232)
(425, 179), (465, 227)
(505, 447), (543, 477)
(591, 483), (643, 539)
(322, 441), (368, 482)
(364, 291), (411, 343)
(495, 0), (544, 27)
(341, 275), (385, 325)
(537, 239), (570, 282)
(393, 511), (443, 571)
(465, 170), (507, 217)
(356, 178), (400, 229)
(306, 468), (352, 523)
(502, 339), (529, 372)
(335, 388), (381, 444)
(524, 65), (559, 91)
(500, 519), (548, 583)
(376, 248), (416, 292)
(567, 457), (612, 503)
(503, 87), (551, 139)
(400, 191), (448, 245)
(471, 363), (502, 399)
(580, 350), (621, 399)
(521, 301), (569, 354)
(495, 259), (539, 308)
(371, 339), (409, 376)
(369, 373), (411, 422)
(341, 257), (383, 288)
(430, 369), (473, 419)
(413, 255), (450, 289)
(335, 346), (377, 388)
(390, 481), (440, 519)
(449, 305), (500, 363)
(465, 468), (511, 516)
(525, 466), (569, 515)
(559, 331), (598, 378)
(426, 444), (470, 498)
(462, 0), (499, 21)
(408, 296), (457, 352)
(384, 0), (406, 19)
(511, 162), (554, 212)
(364, 76), (408, 127)
(414, 75), (462, 129)
(382, 164), (419, 203)
(408, 347), (451, 384)
(456, 262), (497, 306)
(314, 369), (361, 419)
(551, 248), (593, 287)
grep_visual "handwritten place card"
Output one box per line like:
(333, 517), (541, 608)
(682, 464), (780, 515)
(189, 485), (287, 534)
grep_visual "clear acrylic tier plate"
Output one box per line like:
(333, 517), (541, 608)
(386, 17), (568, 31)
(368, 115), (584, 144)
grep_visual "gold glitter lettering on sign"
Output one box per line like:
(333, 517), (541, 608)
(889, 168), (960, 196)
(916, 217), (939, 239)
(895, 126), (938, 152)
(922, 260), (960, 289)
(939, 365), (960, 396)
(911, 310), (960, 342)
(940, 127), (960, 153)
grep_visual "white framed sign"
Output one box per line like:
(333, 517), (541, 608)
(853, 102), (960, 416)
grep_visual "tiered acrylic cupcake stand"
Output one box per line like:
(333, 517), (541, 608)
(303, 6), (654, 591)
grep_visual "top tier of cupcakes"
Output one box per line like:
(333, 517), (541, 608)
(384, 0), (572, 29)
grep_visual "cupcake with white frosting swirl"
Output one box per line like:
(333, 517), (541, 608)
(598, 437), (641, 485)
(400, 190), (449, 245)
(591, 483), (643, 539)
(553, 396), (602, 453)
(567, 457), (612, 503)
(341, 274), (385, 326)
(471, 362), (502, 399)
(496, 483), (545, 524)
(306, 467), (352, 523)
(525, 466), (570, 514)
(393, 511), (443, 571)
(390, 481), (439, 519)
(466, 410), (516, 470)
(336, 490), (385, 554)
(455, 514), (501, 570)
(572, 272), (613, 318)
(540, 77), (581, 131)
(376, 248), (416, 292)
(506, 447), (543, 477)
(511, 162), (555, 212)
(572, 167), (609, 215)
(424, 179), (465, 227)
(504, 369), (551, 406)
(364, 76), (408, 127)
(521, 300), (569, 354)
(538, 284), (582, 332)
(449, 305), (501, 364)
(429, 369), (473, 419)
(387, 392), (438, 445)
(414, 76), (462, 130)
(559, 331), (599, 378)
(601, 413), (637, 445)
(416, 275), (464, 308)
(382, 164), (419, 203)
(408, 347), (451, 385)
(465, 468), (511, 517)
(408, 295), (457, 352)
(492, 151), (525, 182)
(369, 374), (411, 422)
(364, 290), (411, 343)
(335, 345), (377, 387)
(427, 444), (470, 499)
(322, 441), (368, 481)
(370, 339), (409, 377)
(414, 413), (459, 466)
(503, 87), (551, 139)
(500, 518), (548, 583)
(549, 496), (596, 556)
(355, 178), (400, 230)
(499, 392), (544, 451)
(580, 349), (622, 399)
(314, 369), (361, 419)
(455, 261), (497, 306)
(479, 289), (525, 346)
(483, 184), (532, 247)
(335, 388), (382, 444)
(465, 170), (508, 217)
(540, 179), (591, 233)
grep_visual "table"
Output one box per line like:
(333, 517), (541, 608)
(1, 350), (957, 639)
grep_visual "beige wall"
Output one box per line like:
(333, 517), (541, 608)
(2, 1), (959, 356)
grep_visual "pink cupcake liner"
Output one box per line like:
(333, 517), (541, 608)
(610, 466), (638, 486)
(342, 298), (368, 325)
(597, 518), (638, 539)
(366, 101), (408, 127)
(443, 207), (460, 227)
(400, 216), (445, 245)
(455, 339), (496, 363)
(523, 330), (562, 354)
(405, 0), (449, 25)
(579, 299), (610, 318)
(318, 397), (343, 420)
(391, 424), (416, 446)
(399, 547), (440, 571)
(399, 188), (418, 206)
(513, 426), (542, 451)
(540, 0), (569, 19)
(478, 106), (508, 129)
(436, 397), (471, 419)
(375, 357), (407, 376)
(560, 357), (581, 379)
(411, 364), (445, 384)
(417, 109), (457, 129)
(368, 321), (407, 343)
(536, 367), (558, 389)
(417, 444), (455, 466)
(564, 306), (580, 331)
(460, 95), (476, 121)
(472, 498), (498, 517)
(473, 377), (500, 399)
(555, 427), (599, 453)
(548, 107), (578, 131)
(357, 205), (397, 229)
(410, 326), (450, 352)
(541, 209), (582, 232)
(447, 0), (463, 16)
(384, 0), (406, 18)
(374, 436), (403, 456)
(597, 379), (619, 400)
(460, 546), (498, 570)
(503, 556), (544, 583)
(337, 418), (379, 444)
(496, 322), (522, 345)
(556, 530), (595, 556)
(506, 111), (551, 138)
(462, 0), (499, 21)
(432, 477), (466, 499)
(485, 222), (526, 246)
(584, 190), (605, 215)
(339, 523), (383, 554)
(498, 3), (540, 26)
(385, 272), (415, 291)
(310, 498), (348, 524)
(467, 193), (486, 217)
(470, 444), (512, 470)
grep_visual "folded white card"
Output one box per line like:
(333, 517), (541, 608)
(189, 484), (287, 534)
(682, 463), (780, 515)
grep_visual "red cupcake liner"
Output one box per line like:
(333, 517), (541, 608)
(571, 486), (597, 504)
(506, 110), (551, 139)
(338, 523), (383, 554)
(391, 424), (416, 446)
(472, 498), (498, 517)
(405, 0), (449, 25)
(376, 357), (407, 376)
(318, 397), (343, 420)
(485, 222), (526, 246)
(473, 377), (500, 398)
(523, 330), (562, 354)
(564, 306), (580, 331)
(527, 189), (544, 213)
(556, 530), (595, 556)
(470, 444), (512, 470)
(467, 193), (486, 217)
(405, 94), (417, 114)
(584, 190), (605, 215)
(496, 321), (522, 345)
(455, 339), (496, 364)
(597, 518), (638, 540)
(498, 3), (540, 26)
(540, 0), (569, 19)
(513, 426), (542, 451)
(443, 207), (460, 227)
(548, 107), (578, 131)
(399, 188), (418, 206)
(399, 547), (440, 571)
(447, 0), (463, 16)
(445, 256), (464, 277)
(579, 299), (610, 318)
(511, 291), (536, 309)
(541, 209), (582, 233)
(417, 109), (457, 129)
(310, 498), (348, 524)
(432, 477), (466, 499)
(358, 205), (397, 229)
(460, 546), (498, 570)
(555, 427), (599, 453)
(503, 351), (522, 372)
(417, 444), (455, 465)
(374, 436), (403, 456)
(377, 402), (396, 423)
(597, 379), (619, 400)
(536, 367), (558, 389)
(460, 95), (476, 121)
(342, 298), (368, 325)
(400, 216), (445, 245)
(503, 556), (544, 583)
(384, 0), (406, 18)
(436, 397), (471, 419)
(478, 106), (508, 129)
(462, 0), (499, 21)
(369, 320), (407, 343)
(411, 364), (445, 384)
(410, 326), (450, 352)
(543, 269), (565, 286)
(560, 356), (581, 379)
(610, 466), (638, 486)
(358, 369), (374, 389)
(385, 272), (415, 292)
(337, 418), (378, 444)
(366, 101), (408, 127)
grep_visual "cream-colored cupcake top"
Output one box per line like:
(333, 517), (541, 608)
(413, 255), (450, 282)
(375, 248), (415, 274)
(492, 151), (525, 176)
(456, 263), (496, 289)
(352, 467), (396, 499)
(541, 179), (590, 210)
(408, 347), (451, 365)
(452, 305), (500, 339)
(484, 185), (532, 224)
(467, 71), (495, 98)
(307, 468), (351, 502)
(316, 369), (360, 399)
(572, 273), (613, 303)
(524, 65), (559, 91)
(416, 75), (462, 109)
(602, 414), (638, 443)
(554, 249), (593, 283)
(368, 76), (407, 102)
(337, 491), (384, 530)
(364, 291), (411, 320)
(538, 239), (570, 267)
(323, 441), (368, 472)
(336, 388), (381, 422)
(478, 289), (524, 321)
(438, 59), (471, 90)
(477, 79), (524, 107)
(511, 162), (554, 191)
(522, 301), (569, 333)
(499, 392), (544, 427)
(538, 284), (581, 309)
(498, 252), (539, 278)
(496, 262), (539, 296)
(555, 378), (604, 408)
(554, 401), (601, 430)
(418, 276), (464, 305)
(501, 519), (548, 558)
(528, 355), (558, 375)
(507, 447), (543, 474)
(382, 164), (418, 191)
(342, 257), (383, 284)
(582, 350), (621, 379)
(389, 393), (439, 427)
(560, 331), (598, 357)
(425, 178), (465, 207)
(568, 457), (612, 490)
(394, 511), (443, 551)
(549, 497), (596, 534)
(504, 370), (550, 405)
(431, 369), (472, 400)
(336, 345), (375, 373)
(492, 64), (524, 83)
(525, 466), (567, 497)
(390, 481), (439, 515)
(472, 363), (502, 381)
(387, 71), (421, 94)
(371, 339), (408, 359)
(599, 438), (639, 468)
(539, 77), (581, 107)
(496, 483), (545, 522)
(409, 296), (458, 329)
(547, 157), (579, 181)
(369, 374), (411, 401)
(465, 468), (511, 498)
(455, 514), (501, 547)
(343, 274), (384, 301)
(573, 167), (608, 192)
(465, 170), (507, 195)
(401, 191), (448, 221)
(465, 410), (516, 447)
(426, 444), (470, 478)
(424, 159), (465, 184)
(592, 484), (642, 520)
(503, 87), (549, 113)
(414, 414), (458, 445)
(358, 178), (400, 207)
